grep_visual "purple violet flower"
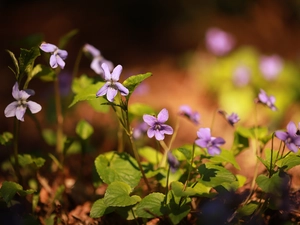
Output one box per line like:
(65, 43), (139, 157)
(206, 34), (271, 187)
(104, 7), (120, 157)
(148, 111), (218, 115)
(257, 89), (277, 111)
(195, 128), (225, 155)
(218, 110), (240, 126)
(4, 82), (42, 122)
(179, 105), (200, 125)
(205, 27), (235, 56)
(143, 108), (173, 141)
(259, 55), (283, 80)
(39, 42), (68, 69)
(232, 66), (251, 87)
(96, 63), (129, 102)
(83, 44), (114, 76)
(275, 121), (300, 152)
(133, 121), (149, 139)
(167, 151), (180, 173)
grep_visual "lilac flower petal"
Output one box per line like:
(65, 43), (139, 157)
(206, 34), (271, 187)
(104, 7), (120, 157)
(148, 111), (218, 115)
(286, 142), (299, 153)
(58, 49), (68, 60)
(212, 137), (226, 145)
(15, 106), (26, 121)
(154, 131), (164, 141)
(195, 139), (208, 148)
(4, 102), (18, 117)
(115, 82), (129, 96)
(147, 127), (156, 138)
(96, 83), (109, 97)
(157, 108), (169, 123)
(101, 63), (111, 80)
(50, 55), (58, 68)
(56, 56), (66, 69)
(258, 90), (268, 103)
(208, 146), (221, 155)
(275, 131), (288, 141)
(83, 44), (100, 57)
(18, 90), (31, 100)
(91, 59), (104, 74)
(287, 122), (297, 136)
(160, 124), (173, 135)
(27, 101), (42, 114)
(106, 87), (118, 102)
(179, 105), (192, 115)
(294, 137), (300, 146)
(197, 128), (211, 141)
(12, 82), (19, 100)
(40, 43), (57, 53)
(111, 65), (122, 81)
(103, 60), (114, 72)
(143, 115), (156, 126)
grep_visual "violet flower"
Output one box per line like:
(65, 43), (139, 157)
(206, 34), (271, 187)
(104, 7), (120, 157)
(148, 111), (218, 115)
(40, 42), (68, 69)
(257, 89), (277, 111)
(232, 66), (251, 87)
(218, 110), (240, 126)
(179, 105), (200, 125)
(205, 27), (235, 56)
(4, 82), (42, 122)
(83, 44), (113, 75)
(275, 121), (300, 152)
(259, 55), (283, 80)
(133, 121), (148, 139)
(143, 108), (173, 141)
(96, 63), (129, 102)
(195, 128), (225, 155)
(167, 151), (180, 173)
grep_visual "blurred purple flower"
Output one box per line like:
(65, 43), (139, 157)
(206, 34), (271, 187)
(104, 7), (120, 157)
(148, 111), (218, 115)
(133, 121), (148, 139)
(275, 121), (300, 152)
(40, 42), (68, 69)
(205, 27), (235, 56)
(167, 151), (180, 173)
(179, 105), (200, 125)
(232, 66), (251, 87)
(4, 82), (42, 122)
(259, 55), (283, 80)
(218, 110), (240, 126)
(195, 128), (225, 155)
(143, 108), (173, 141)
(96, 63), (129, 102)
(257, 89), (277, 111)
(83, 44), (114, 76)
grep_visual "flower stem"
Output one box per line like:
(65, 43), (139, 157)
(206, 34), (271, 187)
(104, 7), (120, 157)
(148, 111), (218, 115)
(13, 118), (22, 184)
(183, 142), (196, 191)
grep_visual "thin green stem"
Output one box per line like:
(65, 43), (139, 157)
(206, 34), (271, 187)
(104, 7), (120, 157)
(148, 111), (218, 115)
(269, 133), (275, 177)
(72, 48), (83, 79)
(159, 140), (169, 168)
(183, 142), (196, 191)
(164, 165), (171, 204)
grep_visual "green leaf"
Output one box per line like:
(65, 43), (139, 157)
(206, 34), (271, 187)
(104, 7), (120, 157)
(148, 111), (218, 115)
(69, 82), (105, 107)
(171, 181), (196, 197)
(103, 181), (141, 207)
(58, 29), (79, 49)
(210, 149), (240, 170)
(123, 73), (152, 100)
(115, 205), (138, 220)
(256, 171), (290, 196)
(237, 202), (259, 216)
(198, 163), (237, 190)
(276, 154), (300, 171)
(18, 154), (45, 168)
(0, 181), (35, 203)
(31, 64), (56, 81)
(232, 130), (249, 155)
(138, 146), (162, 164)
(76, 120), (94, 140)
(136, 192), (167, 218)
(42, 129), (56, 146)
(72, 75), (94, 94)
(6, 50), (19, 77)
(90, 198), (114, 218)
(19, 47), (41, 79)
(128, 103), (155, 121)
(0, 132), (13, 146)
(177, 147), (192, 160)
(257, 149), (278, 171)
(95, 152), (141, 188)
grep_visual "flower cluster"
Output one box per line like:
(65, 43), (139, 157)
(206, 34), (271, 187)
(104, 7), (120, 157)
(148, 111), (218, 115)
(195, 128), (225, 155)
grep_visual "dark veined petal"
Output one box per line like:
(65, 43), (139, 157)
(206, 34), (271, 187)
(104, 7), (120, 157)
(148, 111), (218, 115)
(111, 65), (122, 81)
(96, 83), (109, 97)
(106, 86), (118, 102)
(287, 121), (297, 136)
(115, 82), (129, 96)
(154, 130), (165, 141)
(160, 124), (173, 135)
(143, 114), (156, 126)
(15, 106), (27, 121)
(207, 146), (221, 156)
(57, 49), (68, 60)
(275, 131), (288, 141)
(49, 55), (58, 68)
(157, 108), (169, 123)
(4, 102), (18, 117)
(40, 43), (57, 53)
(27, 101), (42, 114)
